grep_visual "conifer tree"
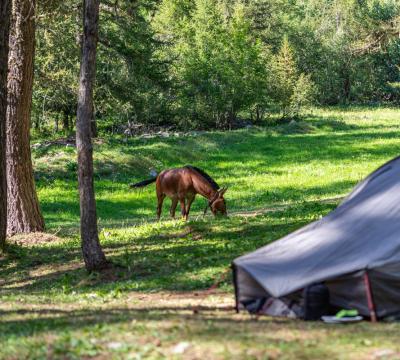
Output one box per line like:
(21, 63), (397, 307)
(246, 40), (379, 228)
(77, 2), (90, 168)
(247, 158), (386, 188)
(272, 37), (298, 117)
(272, 37), (315, 117)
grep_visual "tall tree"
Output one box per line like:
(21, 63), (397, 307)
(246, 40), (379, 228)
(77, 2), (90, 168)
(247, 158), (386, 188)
(271, 37), (298, 115)
(76, 0), (107, 271)
(6, 0), (44, 235)
(154, 0), (269, 128)
(0, 0), (10, 250)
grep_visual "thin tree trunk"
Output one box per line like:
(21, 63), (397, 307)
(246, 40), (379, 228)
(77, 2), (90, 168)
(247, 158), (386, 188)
(34, 114), (40, 131)
(0, 0), (11, 250)
(340, 60), (351, 102)
(76, 0), (107, 271)
(6, 0), (44, 235)
(54, 115), (59, 133)
(69, 114), (74, 132)
(62, 110), (70, 133)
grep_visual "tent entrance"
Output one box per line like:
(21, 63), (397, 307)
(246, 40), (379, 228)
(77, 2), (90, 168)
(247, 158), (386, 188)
(233, 265), (382, 321)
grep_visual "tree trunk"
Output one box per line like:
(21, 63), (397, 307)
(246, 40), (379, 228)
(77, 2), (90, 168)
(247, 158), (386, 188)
(33, 114), (40, 131)
(90, 103), (97, 137)
(54, 115), (59, 133)
(340, 61), (351, 102)
(62, 110), (70, 133)
(0, 0), (11, 250)
(343, 74), (351, 102)
(76, 0), (107, 271)
(69, 114), (74, 132)
(6, 0), (44, 235)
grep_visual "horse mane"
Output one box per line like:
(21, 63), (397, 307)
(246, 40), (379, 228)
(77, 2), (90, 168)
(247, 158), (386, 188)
(185, 165), (220, 190)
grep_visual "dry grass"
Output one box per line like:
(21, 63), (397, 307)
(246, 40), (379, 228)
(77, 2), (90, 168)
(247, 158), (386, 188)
(7, 232), (63, 246)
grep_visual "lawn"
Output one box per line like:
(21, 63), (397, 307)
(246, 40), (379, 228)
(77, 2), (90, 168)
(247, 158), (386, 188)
(1, 107), (400, 359)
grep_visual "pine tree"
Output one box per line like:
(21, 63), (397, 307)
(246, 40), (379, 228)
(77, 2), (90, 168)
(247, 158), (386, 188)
(6, 0), (45, 235)
(272, 37), (298, 117)
(76, 0), (108, 271)
(0, 0), (10, 250)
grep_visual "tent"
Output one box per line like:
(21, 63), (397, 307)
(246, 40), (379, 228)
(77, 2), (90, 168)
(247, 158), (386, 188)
(232, 156), (400, 321)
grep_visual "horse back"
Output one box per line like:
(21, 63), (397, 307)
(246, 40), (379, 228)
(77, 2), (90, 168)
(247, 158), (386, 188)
(156, 167), (195, 197)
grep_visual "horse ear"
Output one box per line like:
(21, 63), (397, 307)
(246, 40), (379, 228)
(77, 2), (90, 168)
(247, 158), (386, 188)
(219, 187), (228, 196)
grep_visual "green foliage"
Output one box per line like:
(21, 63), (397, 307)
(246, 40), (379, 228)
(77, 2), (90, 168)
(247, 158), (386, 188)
(290, 74), (316, 116)
(154, 0), (270, 128)
(271, 38), (298, 115)
(32, 0), (400, 131)
(96, 0), (170, 126)
(33, 1), (80, 132)
(34, 0), (168, 133)
(293, 0), (400, 104)
(271, 38), (315, 118)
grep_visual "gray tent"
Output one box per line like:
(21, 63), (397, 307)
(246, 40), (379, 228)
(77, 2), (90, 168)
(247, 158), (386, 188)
(233, 156), (400, 321)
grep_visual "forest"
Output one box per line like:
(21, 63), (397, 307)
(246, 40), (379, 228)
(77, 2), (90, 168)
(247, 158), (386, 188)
(1, 0), (400, 359)
(33, 0), (400, 131)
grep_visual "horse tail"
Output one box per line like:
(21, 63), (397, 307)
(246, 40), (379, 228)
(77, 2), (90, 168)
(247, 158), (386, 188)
(129, 177), (157, 188)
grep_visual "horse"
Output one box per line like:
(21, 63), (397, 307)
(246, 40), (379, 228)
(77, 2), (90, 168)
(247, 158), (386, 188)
(130, 165), (228, 220)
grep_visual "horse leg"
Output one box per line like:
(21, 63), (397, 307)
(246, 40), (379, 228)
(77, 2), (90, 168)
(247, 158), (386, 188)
(179, 198), (186, 219)
(185, 194), (195, 220)
(170, 197), (178, 218)
(157, 193), (166, 220)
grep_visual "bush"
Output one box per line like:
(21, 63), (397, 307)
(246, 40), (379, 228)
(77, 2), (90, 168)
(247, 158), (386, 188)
(290, 73), (316, 116)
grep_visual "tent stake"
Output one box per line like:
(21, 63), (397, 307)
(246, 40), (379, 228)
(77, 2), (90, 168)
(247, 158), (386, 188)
(364, 271), (377, 322)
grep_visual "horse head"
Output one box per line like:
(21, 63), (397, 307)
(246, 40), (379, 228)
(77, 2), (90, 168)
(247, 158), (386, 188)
(206, 187), (228, 216)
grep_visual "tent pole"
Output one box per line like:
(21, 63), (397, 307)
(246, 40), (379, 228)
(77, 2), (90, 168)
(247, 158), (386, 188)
(232, 264), (240, 313)
(363, 271), (377, 322)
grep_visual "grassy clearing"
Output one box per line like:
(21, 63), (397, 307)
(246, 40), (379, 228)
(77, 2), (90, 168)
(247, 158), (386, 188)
(2, 106), (400, 359)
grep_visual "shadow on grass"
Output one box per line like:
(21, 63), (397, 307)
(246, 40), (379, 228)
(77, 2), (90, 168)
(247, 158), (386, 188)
(0, 200), (337, 297)
(33, 117), (400, 236)
(0, 303), (398, 351)
(3, 111), (398, 350)
(40, 176), (353, 236)
(35, 119), (400, 191)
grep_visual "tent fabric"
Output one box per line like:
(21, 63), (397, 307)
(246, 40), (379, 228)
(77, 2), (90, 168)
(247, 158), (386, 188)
(233, 156), (400, 317)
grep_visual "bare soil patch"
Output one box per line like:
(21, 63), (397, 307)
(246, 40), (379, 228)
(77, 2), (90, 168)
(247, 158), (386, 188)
(7, 232), (63, 246)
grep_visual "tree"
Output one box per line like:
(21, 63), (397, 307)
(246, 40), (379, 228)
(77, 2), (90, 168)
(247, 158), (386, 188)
(271, 37), (315, 117)
(33, 0), (81, 135)
(155, 0), (269, 128)
(271, 37), (298, 116)
(353, 0), (400, 54)
(76, 0), (108, 271)
(0, 0), (10, 250)
(6, 0), (45, 235)
(28, 0), (400, 130)
(33, 0), (167, 135)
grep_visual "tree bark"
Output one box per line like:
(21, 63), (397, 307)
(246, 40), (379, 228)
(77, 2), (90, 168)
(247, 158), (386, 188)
(90, 104), (97, 137)
(76, 0), (107, 271)
(6, 0), (44, 235)
(0, 0), (11, 250)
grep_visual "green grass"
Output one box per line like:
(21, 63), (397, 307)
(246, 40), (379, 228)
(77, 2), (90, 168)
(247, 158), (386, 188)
(2, 106), (400, 359)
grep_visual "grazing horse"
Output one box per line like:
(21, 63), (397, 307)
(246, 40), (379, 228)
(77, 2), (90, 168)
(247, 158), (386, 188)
(130, 165), (228, 220)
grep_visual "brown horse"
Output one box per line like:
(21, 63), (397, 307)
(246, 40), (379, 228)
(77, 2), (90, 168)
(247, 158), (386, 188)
(130, 165), (228, 220)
